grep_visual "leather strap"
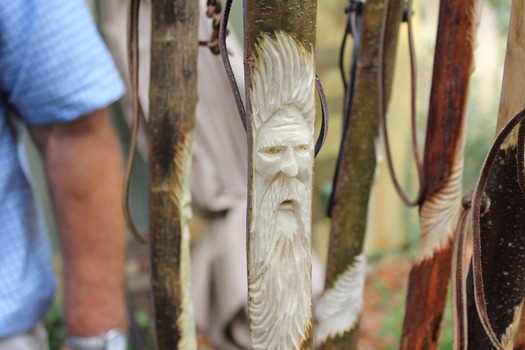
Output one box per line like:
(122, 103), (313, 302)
(219, 0), (330, 157)
(327, 0), (363, 217)
(452, 107), (525, 350)
(378, 0), (425, 207)
(124, 0), (148, 244)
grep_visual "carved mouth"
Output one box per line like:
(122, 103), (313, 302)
(279, 200), (295, 210)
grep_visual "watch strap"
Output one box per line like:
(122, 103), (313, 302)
(65, 328), (127, 350)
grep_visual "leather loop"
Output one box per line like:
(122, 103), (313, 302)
(327, 0), (363, 217)
(124, 0), (149, 244)
(219, 0), (330, 159)
(470, 109), (525, 350)
(452, 108), (525, 350)
(451, 195), (472, 350)
(378, 0), (425, 207)
(219, 0), (248, 132)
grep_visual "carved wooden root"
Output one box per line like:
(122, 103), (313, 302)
(246, 31), (315, 350)
(466, 1), (525, 348)
(148, 0), (198, 348)
(316, 1), (404, 348)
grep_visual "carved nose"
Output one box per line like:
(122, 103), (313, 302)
(280, 149), (298, 177)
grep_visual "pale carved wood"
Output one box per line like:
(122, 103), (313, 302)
(244, 1), (317, 345)
(247, 31), (315, 350)
(148, 0), (198, 348)
(315, 254), (366, 344)
(496, 0), (525, 147)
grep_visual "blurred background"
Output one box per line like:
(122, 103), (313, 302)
(22, 0), (511, 348)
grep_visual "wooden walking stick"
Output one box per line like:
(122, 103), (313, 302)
(398, 0), (482, 349)
(219, 0), (320, 348)
(315, 0), (404, 348)
(460, 1), (525, 348)
(245, 8), (317, 350)
(126, 0), (199, 348)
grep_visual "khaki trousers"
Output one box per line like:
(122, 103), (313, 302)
(0, 324), (48, 350)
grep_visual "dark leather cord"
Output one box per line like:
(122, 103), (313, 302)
(378, 0), (425, 207)
(219, 0), (329, 157)
(470, 109), (525, 350)
(451, 194), (472, 350)
(452, 108), (525, 350)
(518, 121), (525, 194)
(327, 0), (363, 217)
(315, 76), (329, 156)
(124, 0), (148, 244)
(219, 0), (248, 132)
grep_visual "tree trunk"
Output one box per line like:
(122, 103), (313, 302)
(400, 0), (482, 349)
(315, 1), (403, 348)
(243, 1), (317, 349)
(466, 1), (525, 348)
(148, 0), (199, 348)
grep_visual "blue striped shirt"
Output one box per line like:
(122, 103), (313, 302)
(0, 0), (124, 337)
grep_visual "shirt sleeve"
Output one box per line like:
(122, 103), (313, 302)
(0, 1), (125, 125)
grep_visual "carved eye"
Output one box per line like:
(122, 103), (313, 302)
(295, 144), (309, 154)
(262, 146), (282, 156)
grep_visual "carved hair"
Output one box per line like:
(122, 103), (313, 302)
(250, 31), (315, 130)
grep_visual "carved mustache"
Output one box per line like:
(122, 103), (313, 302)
(263, 175), (306, 211)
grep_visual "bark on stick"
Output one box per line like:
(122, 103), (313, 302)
(148, 1), (199, 348)
(400, 1), (481, 348)
(317, 1), (403, 348)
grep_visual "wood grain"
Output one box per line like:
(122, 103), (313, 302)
(149, 0), (199, 348)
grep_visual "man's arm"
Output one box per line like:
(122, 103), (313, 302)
(29, 108), (128, 336)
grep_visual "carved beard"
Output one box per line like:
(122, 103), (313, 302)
(249, 175), (312, 350)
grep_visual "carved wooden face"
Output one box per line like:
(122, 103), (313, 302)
(248, 32), (314, 350)
(250, 106), (313, 348)
(255, 105), (312, 186)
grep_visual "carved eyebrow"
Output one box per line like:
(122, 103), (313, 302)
(257, 137), (311, 149)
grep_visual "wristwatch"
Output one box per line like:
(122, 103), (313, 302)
(65, 328), (127, 350)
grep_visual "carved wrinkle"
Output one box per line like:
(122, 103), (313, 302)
(315, 254), (367, 344)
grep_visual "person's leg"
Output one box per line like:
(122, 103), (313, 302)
(0, 323), (49, 350)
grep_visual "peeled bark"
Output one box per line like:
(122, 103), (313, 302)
(243, 1), (317, 349)
(148, 0), (199, 348)
(400, 1), (482, 349)
(315, 1), (403, 348)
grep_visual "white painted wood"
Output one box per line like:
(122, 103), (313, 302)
(315, 254), (367, 344)
(248, 31), (315, 350)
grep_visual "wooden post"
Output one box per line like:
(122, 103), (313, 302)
(148, 0), (198, 348)
(315, 1), (403, 348)
(400, 0), (482, 349)
(243, 1), (317, 348)
(466, 1), (525, 348)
